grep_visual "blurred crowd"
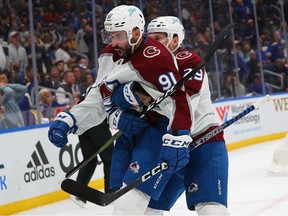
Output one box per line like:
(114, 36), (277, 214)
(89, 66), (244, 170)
(0, 0), (288, 129)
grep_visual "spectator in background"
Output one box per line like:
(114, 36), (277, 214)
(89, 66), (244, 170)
(54, 40), (73, 71)
(72, 65), (83, 92)
(225, 74), (247, 98)
(47, 22), (62, 50)
(233, 0), (252, 35)
(75, 18), (90, 59)
(79, 71), (95, 101)
(24, 33), (50, 81)
(39, 88), (56, 122)
(8, 31), (28, 84)
(55, 70), (79, 107)
(18, 23), (29, 45)
(55, 60), (65, 75)
(267, 30), (286, 63)
(34, 11), (45, 33)
(256, 0), (269, 34)
(239, 40), (252, 64)
(83, 22), (94, 65)
(255, 37), (271, 65)
(264, 58), (288, 92)
(249, 73), (270, 95)
(0, 103), (8, 129)
(193, 32), (210, 57)
(18, 65), (41, 126)
(72, 10), (85, 33)
(246, 49), (260, 86)
(235, 49), (250, 86)
(42, 65), (61, 91)
(66, 56), (78, 71)
(44, 3), (62, 25)
(242, 19), (257, 49)
(0, 41), (7, 71)
(7, 68), (16, 83)
(0, 70), (26, 128)
(0, 35), (9, 71)
(78, 58), (89, 68)
(23, 65), (36, 92)
(0, 0), (11, 23)
(64, 28), (76, 51)
(42, 31), (53, 51)
(61, 0), (76, 27)
(86, 73), (94, 87)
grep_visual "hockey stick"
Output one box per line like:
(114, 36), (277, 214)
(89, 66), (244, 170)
(64, 22), (236, 179)
(61, 94), (271, 206)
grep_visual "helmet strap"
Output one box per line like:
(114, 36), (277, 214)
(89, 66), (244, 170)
(128, 29), (142, 54)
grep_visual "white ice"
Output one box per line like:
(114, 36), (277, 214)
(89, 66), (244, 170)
(14, 138), (288, 215)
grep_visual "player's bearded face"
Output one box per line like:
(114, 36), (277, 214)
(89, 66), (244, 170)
(109, 31), (131, 58)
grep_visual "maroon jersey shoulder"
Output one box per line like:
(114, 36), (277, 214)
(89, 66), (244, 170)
(176, 48), (202, 72)
(130, 38), (180, 92)
(176, 48), (205, 96)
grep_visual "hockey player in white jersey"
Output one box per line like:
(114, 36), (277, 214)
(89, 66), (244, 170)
(48, 5), (194, 215)
(111, 16), (229, 215)
(48, 5), (192, 142)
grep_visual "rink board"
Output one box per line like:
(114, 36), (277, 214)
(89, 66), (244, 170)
(0, 93), (288, 214)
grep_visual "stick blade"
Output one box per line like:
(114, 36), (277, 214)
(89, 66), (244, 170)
(61, 179), (108, 206)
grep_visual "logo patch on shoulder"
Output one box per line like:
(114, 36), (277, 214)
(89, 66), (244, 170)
(176, 51), (192, 60)
(143, 46), (161, 58)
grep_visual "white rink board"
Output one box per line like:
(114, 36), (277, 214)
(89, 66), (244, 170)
(212, 93), (288, 143)
(0, 93), (287, 208)
(0, 128), (103, 206)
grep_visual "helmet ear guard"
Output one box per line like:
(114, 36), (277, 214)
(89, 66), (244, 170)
(103, 5), (145, 46)
(147, 16), (185, 51)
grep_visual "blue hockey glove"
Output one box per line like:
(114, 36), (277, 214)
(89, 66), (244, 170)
(117, 110), (149, 135)
(160, 129), (192, 174)
(111, 81), (143, 110)
(48, 111), (78, 148)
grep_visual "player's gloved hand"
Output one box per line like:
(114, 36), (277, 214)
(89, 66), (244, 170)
(117, 110), (149, 135)
(48, 111), (78, 148)
(160, 129), (192, 174)
(111, 81), (143, 110)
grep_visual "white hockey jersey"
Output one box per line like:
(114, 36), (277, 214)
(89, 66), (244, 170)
(70, 37), (193, 135)
(175, 48), (224, 142)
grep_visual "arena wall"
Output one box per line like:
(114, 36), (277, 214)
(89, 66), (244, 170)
(0, 93), (287, 214)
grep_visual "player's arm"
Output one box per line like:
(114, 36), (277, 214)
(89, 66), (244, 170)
(48, 83), (107, 147)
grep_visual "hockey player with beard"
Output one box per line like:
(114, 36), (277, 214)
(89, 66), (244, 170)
(48, 5), (194, 215)
(110, 16), (229, 215)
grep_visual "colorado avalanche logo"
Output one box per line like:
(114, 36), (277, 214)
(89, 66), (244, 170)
(129, 161), (140, 173)
(176, 51), (192, 60)
(143, 46), (161, 58)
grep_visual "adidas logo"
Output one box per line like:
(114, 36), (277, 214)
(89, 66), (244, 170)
(24, 141), (55, 183)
